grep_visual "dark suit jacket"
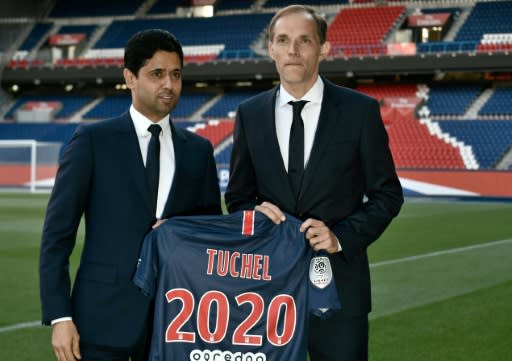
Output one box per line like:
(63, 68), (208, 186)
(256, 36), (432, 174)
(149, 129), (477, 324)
(39, 113), (221, 348)
(225, 78), (403, 316)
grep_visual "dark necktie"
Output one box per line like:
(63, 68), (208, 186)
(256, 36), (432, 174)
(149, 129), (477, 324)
(288, 100), (308, 198)
(146, 124), (161, 211)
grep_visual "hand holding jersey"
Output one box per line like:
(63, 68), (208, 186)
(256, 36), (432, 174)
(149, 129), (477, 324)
(256, 201), (341, 254)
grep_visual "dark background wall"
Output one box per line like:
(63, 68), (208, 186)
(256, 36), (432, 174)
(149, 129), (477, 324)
(0, 0), (55, 18)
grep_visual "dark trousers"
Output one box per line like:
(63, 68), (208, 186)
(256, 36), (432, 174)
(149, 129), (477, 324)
(79, 337), (150, 361)
(308, 312), (369, 361)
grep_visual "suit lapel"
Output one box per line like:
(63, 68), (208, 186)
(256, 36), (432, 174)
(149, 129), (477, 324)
(260, 88), (297, 204)
(300, 80), (343, 199)
(117, 113), (156, 215)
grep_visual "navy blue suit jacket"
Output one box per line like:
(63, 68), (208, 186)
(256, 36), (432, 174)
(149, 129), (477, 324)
(40, 113), (221, 348)
(225, 79), (403, 316)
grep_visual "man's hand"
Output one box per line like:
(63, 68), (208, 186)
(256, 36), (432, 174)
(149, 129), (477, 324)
(300, 218), (339, 254)
(51, 320), (81, 361)
(254, 201), (286, 224)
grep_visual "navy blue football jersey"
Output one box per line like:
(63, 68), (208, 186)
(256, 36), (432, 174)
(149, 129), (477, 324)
(133, 210), (340, 361)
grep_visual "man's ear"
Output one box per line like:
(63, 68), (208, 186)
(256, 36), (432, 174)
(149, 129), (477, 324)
(268, 41), (275, 60)
(320, 41), (331, 60)
(123, 68), (136, 89)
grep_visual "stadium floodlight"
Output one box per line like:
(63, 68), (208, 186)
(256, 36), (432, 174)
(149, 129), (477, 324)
(0, 139), (62, 193)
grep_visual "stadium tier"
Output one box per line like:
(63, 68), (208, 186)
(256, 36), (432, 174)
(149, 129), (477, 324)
(425, 85), (482, 117)
(49, 0), (143, 17)
(438, 120), (512, 169)
(17, 22), (52, 52)
(479, 87), (512, 117)
(455, 1), (512, 43)
(327, 6), (406, 56)
(1, 0), (511, 175)
(5, 1), (512, 71)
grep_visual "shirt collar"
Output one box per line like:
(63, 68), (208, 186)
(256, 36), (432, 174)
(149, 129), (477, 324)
(130, 105), (171, 137)
(277, 76), (324, 108)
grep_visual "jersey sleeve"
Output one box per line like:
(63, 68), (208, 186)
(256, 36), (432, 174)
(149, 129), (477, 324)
(307, 251), (342, 319)
(133, 231), (159, 298)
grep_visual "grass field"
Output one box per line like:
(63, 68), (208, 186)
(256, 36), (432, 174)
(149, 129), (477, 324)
(0, 192), (511, 361)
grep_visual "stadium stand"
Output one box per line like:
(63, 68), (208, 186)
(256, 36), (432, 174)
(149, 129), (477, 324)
(82, 94), (130, 120)
(425, 85), (482, 117)
(92, 14), (272, 58)
(147, 0), (181, 15)
(479, 87), (512, 117)
(17, 22), (53, 52)
(0, 123), (78, 143)
(214, 143), (233, 165)
(203, 90), (261, 119)
(83, 93), (216, 121)
(1, 0), (511, 177)
(456, 1), (512, 43)
(4, 95), (95, 122)
(184, 119), (234, 148)
(439, 120), (512, 169)
(327, 6), (406, 57)
(48, 0), (143, 17)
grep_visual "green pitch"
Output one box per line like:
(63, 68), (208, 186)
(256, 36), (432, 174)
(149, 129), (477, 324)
(0, 193), (511, 361)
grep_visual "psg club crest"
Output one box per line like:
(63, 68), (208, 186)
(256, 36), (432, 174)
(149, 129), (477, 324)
(309, 254), (333, 289)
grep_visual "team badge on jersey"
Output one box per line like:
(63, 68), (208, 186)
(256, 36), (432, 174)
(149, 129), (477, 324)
(309, 254), (333, 289)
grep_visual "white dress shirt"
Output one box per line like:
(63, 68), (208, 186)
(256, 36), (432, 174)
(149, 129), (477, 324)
(274, 77), (342, 252)
(275, 76), (324, 171)
(130, 105), (175, 219)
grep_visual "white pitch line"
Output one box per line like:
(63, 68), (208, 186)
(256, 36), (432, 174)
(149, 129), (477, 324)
(2, 239), (511, 334)
(0, 321), (40, 333)
(371, 238), (512, 268)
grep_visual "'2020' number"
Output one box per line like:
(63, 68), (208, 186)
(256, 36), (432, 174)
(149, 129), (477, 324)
(165, 288), (296, 347)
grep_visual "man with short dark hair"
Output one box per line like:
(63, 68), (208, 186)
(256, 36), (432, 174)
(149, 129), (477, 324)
(40, 29), (221, 361)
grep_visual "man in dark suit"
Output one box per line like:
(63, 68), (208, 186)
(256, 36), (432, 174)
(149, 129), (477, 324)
(225, 5), (403, 361)
(39, 29), (221, 361)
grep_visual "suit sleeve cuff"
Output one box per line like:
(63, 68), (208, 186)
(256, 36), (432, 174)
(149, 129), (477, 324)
(51, 317), (72, 325)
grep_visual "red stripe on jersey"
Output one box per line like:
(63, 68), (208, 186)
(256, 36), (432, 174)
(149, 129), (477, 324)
(242, 210), (255, 236)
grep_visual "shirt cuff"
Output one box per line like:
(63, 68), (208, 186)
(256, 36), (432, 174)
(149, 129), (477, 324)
(336, 236), (342, 252)
(51, 317), (72, 325)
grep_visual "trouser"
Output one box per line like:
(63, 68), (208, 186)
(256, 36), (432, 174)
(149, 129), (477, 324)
(308, 312), (369, 361)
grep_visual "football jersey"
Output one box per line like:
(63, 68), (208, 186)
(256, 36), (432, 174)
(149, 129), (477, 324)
(133, 210), (340, 361)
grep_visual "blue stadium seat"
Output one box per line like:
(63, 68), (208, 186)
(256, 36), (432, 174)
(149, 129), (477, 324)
(438, 120), (512, 169)
(93, 14), (272, 59)
(479, 88), (512, 116)
(203, 90), (261, 118)
(214, 143), (233, 165)
(83, 93), (215, 120)
(426, 85), (481, 116)
(0, 123), (79, 143)
(49, 0), (142, 17)
(83, 95), (131, 120)
(18, 23), (52, 51)
(455, 1), (512, 42)
(5, 96), (94, 121)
